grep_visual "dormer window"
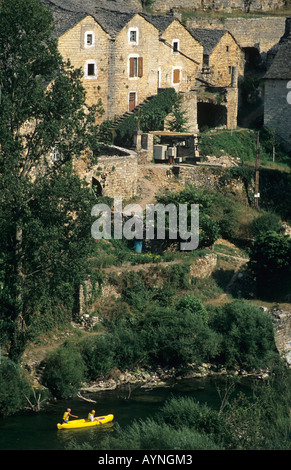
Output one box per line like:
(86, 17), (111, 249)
(129, 28), (138, 45)
(85, 31), (94, 48)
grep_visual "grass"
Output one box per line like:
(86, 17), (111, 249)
(198, 128), (291, 170)
(180, 6), (291, 23)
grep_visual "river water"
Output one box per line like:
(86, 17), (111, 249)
(0, 376), (251, 450)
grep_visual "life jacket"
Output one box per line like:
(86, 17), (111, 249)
(63, 411), (70, 421)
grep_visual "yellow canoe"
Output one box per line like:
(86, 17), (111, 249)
(57, 413), (114, 430)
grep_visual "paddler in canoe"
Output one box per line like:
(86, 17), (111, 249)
(62, 408), (78, 424)
(87, 410), (102, 422)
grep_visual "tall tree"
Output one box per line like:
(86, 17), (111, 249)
(0, 0), (101, 360)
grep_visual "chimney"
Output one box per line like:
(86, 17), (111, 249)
(282, 17), (291, 42)
(170, 8), (182, 22)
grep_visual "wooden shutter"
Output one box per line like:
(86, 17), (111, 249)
(129, 57), (135, 77)
(173, 68), (180, 84)
(138, 57), (143, 77)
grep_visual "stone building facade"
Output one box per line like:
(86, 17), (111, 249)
(43, 0), (242, 133)
(264, 18), (291, 146)
(189, 29), (244, 87)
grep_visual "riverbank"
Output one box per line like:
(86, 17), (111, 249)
(78, 363), (269, 395)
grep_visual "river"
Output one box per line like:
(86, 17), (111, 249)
(0, 376), (251, 450)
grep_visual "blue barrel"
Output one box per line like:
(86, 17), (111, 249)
(134, 240), (143, 253)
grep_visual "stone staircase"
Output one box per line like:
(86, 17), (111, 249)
(109, 94), (156, 132)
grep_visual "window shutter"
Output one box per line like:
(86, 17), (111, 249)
(173, 68), (180, 84)
(129, 58), (135, 77)
(138, 57), (143, 77)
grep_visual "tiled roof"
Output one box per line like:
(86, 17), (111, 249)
(40, 0), (139, 37)
(188, 28), (228, 55)
(265, 42), (291, 79)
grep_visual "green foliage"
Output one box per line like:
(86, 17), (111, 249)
(161, 396), (233, 447)
(114, 88), (178, 147)
(166, 93), (189, 132)
(41, 342), (86, 399)
(0, 359), (32, 416)
(82, 419), (220, 450)
(80, 335), (115, 381)
(199, 128), (291, 167)
(139, 299), (219, 367)
(156, 186), (220, 248)
(250, 212), (284, 238)
(0, 0), (101, 359)
(209, 300), (277, 370)
(248, 231), (291, 298)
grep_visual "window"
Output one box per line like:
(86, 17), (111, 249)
(84, 60), (97, 79)
(203, 55), (209, 67)
(129, 56), (143, 78)
(87, 63), (95, 75)
(228, 66), (232, 74)
(84, 31), (94, 48)
(172, 68), (181, 84)
(172, 40), (179, 53)
(129, 28), (138, 44)
(226, 45), (229, 52)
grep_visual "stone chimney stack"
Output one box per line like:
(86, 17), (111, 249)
(170, 8), (182, 21)
(280, 17), (291, 43)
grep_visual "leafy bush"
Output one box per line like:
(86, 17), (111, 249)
(80, 335), (115, 381)
(248, 231), (291, 298)
(250, 212), (284, 238)
(79, 419), (220, 450)
(160, 396), (233, 447)
(0, 359), (32, 416)
(114, 88), (178, 147)
(209, 300), (278, 370)
(41, 342), (86, 399)
(140, 298), (219, 367)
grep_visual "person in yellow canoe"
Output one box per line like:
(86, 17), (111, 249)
(87, 410), (96, 421)
(62, 408), (78, 424)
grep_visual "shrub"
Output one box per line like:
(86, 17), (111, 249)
(0, 359), (32, 416)
(248, 231), (291, 298)
(41, 342), (86, 398)
(84, 419), (221, 450)
(250, 212), (284, 238)
(160, 396), (233, 447)
(80, 335), (115, 381)
(140, 301), (219, 367)
(209, 300), (278, 370)
(110, 325), (146, 371)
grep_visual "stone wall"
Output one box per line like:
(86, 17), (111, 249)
(108, 15), (160, 119)
(152, 0), (284, 14)
(187, 16), (286, 54)
(57, 15), (110, 122)
(270, 305), (291, 365)
(74, 147), (138, 200)
(264, 79), (291, 145)
(158, 19), (203, 93)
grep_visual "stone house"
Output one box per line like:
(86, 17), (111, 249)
(43, 0), (241, 134)
(142, 14), (203, 92)
(188, 28), (244, 87)
(264, 18), (291, 146)
(49, 3), (204, 121)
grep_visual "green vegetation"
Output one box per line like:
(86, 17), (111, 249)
(0, 0), (100, 362)
(68, 361), (291, 450)
(113, 89), (186, 147)
(199, 128), (291, 169)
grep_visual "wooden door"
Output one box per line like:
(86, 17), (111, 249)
(129, 92), (136, 112)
